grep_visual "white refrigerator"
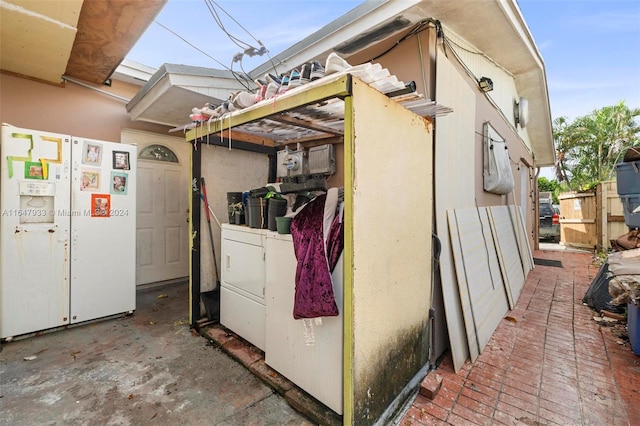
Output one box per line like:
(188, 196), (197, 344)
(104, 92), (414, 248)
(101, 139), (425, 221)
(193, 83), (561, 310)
(0, 124), (137, 339)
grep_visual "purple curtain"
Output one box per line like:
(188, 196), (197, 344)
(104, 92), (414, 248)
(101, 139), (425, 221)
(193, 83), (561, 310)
(290, 194), (340, 319)
(326, 212), (343, 272)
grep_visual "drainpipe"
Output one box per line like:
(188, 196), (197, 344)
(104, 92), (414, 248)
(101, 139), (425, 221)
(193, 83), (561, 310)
(430, 233), (441, 365)
(427, 20), (442, 367)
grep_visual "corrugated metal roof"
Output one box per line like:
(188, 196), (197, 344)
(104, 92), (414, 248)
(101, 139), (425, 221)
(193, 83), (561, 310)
(182, 63), (452, 147)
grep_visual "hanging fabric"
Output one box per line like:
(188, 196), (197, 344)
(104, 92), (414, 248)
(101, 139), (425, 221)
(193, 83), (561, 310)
(483, 122), (515, 195)
(290, 189), (342, 319)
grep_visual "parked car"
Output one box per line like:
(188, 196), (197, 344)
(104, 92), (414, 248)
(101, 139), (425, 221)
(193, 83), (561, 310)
(539, 201), (560, 243)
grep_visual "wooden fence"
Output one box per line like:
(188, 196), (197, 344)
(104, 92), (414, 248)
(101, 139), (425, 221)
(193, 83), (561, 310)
(558, 181), (628, 251)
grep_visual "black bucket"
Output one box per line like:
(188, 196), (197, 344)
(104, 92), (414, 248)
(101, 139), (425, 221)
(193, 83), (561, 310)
(233, 211), (245, 225)
(201, 289), (220, 322)
(247, 197), (268, 229)
(268, 198), (288, 231)
(227, 192), (243, 223)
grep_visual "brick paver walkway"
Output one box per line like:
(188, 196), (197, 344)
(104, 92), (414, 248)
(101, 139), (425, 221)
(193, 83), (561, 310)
(401, 249), (640, 425)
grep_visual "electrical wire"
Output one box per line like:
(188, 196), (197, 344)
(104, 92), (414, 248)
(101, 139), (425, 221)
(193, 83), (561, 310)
(204, 1), (269, 62)
(416, 27), (430, 100)
(475, 128), (525, 169)
(229, 60), (254, 91)
(209, 0), (263, 47)
(476, 129), (522, 167)
(154, 20), (232, 72)
(443, 34), (513, 78)
(361, 18), (442, 100)
(155, 2), (272, 93)
(204, 0), (253, 50)
(204, 0), (276, 87)
(366, 19), (434, 63)
(442, 35), (527, 147)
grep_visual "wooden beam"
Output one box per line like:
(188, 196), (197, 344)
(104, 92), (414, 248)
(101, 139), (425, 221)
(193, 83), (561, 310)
(189, 139), (201, 327)
(278, 137), (344, 149)
(192, 127), (275, 147)
(275, 133), (338, 145)
(559, 192), (595, 199)
(607, 214), (626, 222)
(194, 135), (276, 155)
(270, 112), (345, 136)
(560, 219), (596, 224)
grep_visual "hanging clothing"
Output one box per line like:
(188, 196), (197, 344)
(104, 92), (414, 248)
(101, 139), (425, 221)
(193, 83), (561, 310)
(290, 188), (343, 319)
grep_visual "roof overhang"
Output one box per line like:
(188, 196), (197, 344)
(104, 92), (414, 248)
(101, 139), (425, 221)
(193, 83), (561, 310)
(0, 0), (165, 85)
(126, 64), (242, 127)
(250, 0), (555, 166)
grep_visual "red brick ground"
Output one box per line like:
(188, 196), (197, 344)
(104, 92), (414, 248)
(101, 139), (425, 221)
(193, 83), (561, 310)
(401, 249), (639, 425)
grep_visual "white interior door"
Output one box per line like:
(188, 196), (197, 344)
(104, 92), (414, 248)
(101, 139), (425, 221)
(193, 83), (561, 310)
(122, 130), (189, 285)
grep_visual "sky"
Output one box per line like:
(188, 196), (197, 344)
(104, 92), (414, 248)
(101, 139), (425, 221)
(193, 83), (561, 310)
(126, 0), (640, 177)
(127, 0), (640, 121)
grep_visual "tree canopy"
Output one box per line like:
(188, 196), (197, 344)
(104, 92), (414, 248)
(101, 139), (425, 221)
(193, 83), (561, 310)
(537, 177), (560, 203)
(554, 101), (640, 191)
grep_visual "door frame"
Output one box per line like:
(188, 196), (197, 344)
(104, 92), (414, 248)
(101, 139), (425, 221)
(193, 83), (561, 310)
(121, 129), (190, 285)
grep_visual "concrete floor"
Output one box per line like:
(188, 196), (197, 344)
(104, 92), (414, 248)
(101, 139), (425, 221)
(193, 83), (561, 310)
(0, 282), (311, 426)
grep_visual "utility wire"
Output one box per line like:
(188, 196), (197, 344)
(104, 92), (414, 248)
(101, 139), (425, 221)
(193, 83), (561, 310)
(155, 19), (251, 92)
(366, 19), (433, 63)
(156, 2), (276, 92)
(205, 0), (280, 79)
(442, 34), (526, 145)
(154, 20), (232, 72)
(444, 34), (513, 78)
(205, 0), (253, 50)
(229, 60), (254, 91)
(208, 0), (262, 47)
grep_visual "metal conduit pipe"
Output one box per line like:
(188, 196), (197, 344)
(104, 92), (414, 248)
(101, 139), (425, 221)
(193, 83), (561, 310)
(62, 76), (131, 103)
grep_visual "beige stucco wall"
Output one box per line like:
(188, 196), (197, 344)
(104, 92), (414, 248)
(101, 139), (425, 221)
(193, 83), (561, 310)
(348, 28), (437, 104)
(432, 48), (478, 370)
(434, 44), (536, 240)
(434, 41), (536, 374)
(362, 28), (535, 247)
(356, 25), (537, 377)
(473, 94), (535, 242)
(348, 79), (432, 424)
(0, 73), (171, 142)
(199, 144), (269, 292)
(369, 32), (537, 207)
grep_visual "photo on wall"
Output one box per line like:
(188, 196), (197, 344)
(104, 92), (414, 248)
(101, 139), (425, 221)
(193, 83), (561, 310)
(80, 169), (100, 191)
(82, 141), (102, 166)
(110, 171), (128, 195)
(91, 193), (110, 218)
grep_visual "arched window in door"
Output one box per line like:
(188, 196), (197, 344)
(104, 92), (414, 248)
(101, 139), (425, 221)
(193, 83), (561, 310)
(139, 144), (179, 163)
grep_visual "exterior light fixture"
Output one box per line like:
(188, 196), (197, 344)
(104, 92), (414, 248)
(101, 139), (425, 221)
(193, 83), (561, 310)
(515, 97), (530, 128)
(478, 77), (493, 93)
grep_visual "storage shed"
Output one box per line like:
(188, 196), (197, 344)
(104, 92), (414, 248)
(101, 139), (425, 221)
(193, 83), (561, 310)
(186, 71), (437, 424)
